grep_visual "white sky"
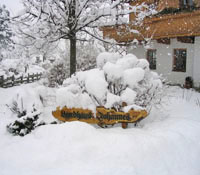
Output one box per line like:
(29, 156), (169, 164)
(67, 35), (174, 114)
(0, 0), (23, 16)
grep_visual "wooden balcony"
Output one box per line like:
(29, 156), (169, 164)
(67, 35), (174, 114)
(102, 9), (200, 43)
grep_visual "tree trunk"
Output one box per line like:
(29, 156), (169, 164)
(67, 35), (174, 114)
(70, 36), (76, 76)
(69, 0), (76, 76)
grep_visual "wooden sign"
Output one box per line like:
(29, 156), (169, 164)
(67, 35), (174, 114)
(52, 106), (147, 128)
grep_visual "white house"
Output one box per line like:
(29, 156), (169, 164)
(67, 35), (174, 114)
(127, 37), (200, 86)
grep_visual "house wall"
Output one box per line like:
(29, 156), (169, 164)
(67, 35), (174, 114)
(194, 0), (200, 7)
(193, 36), (200, 87)
(127, 38), (195, 85)
(157, 0), (179, 11)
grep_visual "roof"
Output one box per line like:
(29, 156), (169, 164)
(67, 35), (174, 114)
(102, 2), (200, 43)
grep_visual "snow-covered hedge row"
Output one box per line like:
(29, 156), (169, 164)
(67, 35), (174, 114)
(57, 52), (163, 113)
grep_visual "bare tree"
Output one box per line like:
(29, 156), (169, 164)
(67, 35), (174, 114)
(16, 0), (155, 75)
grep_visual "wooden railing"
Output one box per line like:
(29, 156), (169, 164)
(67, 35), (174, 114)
(102, 10), (200, 42)
(0, 73), (42, 88)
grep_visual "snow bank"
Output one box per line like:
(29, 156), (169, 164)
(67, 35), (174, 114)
(1, 87), (200, 175)
(0, 77), (200, 175)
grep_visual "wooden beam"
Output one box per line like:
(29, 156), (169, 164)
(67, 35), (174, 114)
(177, 36), (195, 44)
(157, 38), (171, 44)
(102, 10), (200, 43)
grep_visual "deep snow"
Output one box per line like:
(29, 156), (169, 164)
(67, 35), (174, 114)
(0, 84), (200, 175)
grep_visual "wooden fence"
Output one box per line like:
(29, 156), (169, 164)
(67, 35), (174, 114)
(0, 73), (42, 88)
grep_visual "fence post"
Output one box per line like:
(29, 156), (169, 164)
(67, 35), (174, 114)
(0, 76), (4, 87)
(12, 75), (15, 86)
(21, 75), (23, 84)
(32, 73), (34, 82)
(27, 74), (29, 83)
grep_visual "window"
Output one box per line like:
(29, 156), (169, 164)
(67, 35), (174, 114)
(147, 49), (156, 70)
(173, 49), (187, 72)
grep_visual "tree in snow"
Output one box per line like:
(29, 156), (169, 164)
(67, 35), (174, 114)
(16, 0), (156, 75)
(14, 25), (60, 62)
(0, 5), (13, 60)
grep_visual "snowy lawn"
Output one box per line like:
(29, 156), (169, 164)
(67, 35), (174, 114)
(0, 84), (200, 175)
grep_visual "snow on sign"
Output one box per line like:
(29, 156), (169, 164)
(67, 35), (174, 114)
(52, 106), (147, 128)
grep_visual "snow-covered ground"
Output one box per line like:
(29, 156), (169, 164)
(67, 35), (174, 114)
(0, 83), (200, 175)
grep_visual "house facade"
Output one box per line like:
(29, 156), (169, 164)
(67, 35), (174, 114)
(102, 0), (200, 87)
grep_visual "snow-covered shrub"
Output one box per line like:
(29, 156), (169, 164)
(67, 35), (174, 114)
(58, 52), (163, 114)
(47, 59), (69, 87)
(7, 100), (27, 118)
(7, 87), (43, 117)
(6, 86), (47, 136)
(7, 110), (41, 136)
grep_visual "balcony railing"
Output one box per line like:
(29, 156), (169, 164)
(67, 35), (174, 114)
(102, 9), (200, 43)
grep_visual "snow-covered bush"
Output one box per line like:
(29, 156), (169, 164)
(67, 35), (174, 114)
(57, 52), (163, 113)
(7, 87), (43, 117)
(47, 59), (69, 87)
(7, 110), (42, 137)
(8, 100), (27, 118)
(6, 86), (47, 136)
